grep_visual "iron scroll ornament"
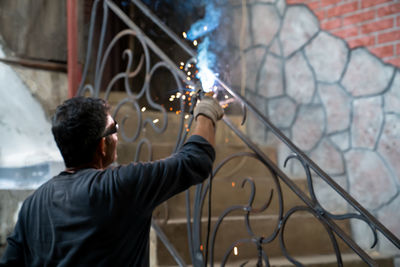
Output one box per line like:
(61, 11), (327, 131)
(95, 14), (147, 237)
(195, 151), (376, 266)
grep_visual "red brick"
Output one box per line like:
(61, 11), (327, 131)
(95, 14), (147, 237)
(378, 29), (400, 43)
(369, 45), (395, 58)
(327, 2), (359, 18)
(333, 26), (359, 39)
(385, 57), (400, 68)
(287, 0), (307, 4)
(362, 0), (393, 9)
(378, 3), (400, 17)
(307, 1), (320, 10)
(348, 36), (376, 48)
(343, 10), (375, 26)
(361, 18), (394, 34)
(397, 15), (400, 27)
(322, 18), (342, 30)
(315, 10), (325, 20)
(397, 43), (400, 55)
(321, 0), (342, 7)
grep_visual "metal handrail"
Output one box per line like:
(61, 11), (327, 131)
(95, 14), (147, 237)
(78, 1), (400, 266)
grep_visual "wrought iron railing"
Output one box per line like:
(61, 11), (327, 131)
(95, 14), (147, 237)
(77, 0), (400, 266)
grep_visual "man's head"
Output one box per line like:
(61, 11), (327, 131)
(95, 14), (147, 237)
(51, 97), (118, 168)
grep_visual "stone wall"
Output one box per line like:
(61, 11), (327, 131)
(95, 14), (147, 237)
(218, 0), (400, 255)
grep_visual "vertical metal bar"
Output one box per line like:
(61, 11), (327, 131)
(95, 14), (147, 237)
(151, 220), (187, 267)
(67, 0), (81, 98)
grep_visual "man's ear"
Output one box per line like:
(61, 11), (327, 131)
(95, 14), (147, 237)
(98, 137), (106, 157)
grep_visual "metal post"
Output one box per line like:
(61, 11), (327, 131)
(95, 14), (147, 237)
(67, 0), (81, 98)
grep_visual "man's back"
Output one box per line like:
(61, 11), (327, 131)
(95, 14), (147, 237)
(1, 135), (215, 266)
(11, 168), (153, 266)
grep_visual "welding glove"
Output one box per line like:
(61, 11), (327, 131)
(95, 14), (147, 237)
(194, 95), (224, 125)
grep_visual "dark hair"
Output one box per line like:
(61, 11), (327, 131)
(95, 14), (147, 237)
(51, 97), (110, 168)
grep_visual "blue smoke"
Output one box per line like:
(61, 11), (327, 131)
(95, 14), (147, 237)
(187, 2), (222, 92)
(196, 37), (217, 92)
(186, 2), (221, 41)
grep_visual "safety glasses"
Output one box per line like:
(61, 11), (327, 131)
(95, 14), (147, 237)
(101, 118), (118, 138)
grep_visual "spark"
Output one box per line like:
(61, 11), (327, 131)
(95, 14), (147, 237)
(225, 95), (229, 99)
(169, 98), (174, 102)
(232, 182), (236, 187)
(185, 114), (190, 119)
(186, 77), (191, 81)
(180, 62), (184, 66)
(182, 32), (187, 39)
(234, 246), (238, 256)
(153, 119), (159, 124)
(187, 71), (191, 76)
(204, 26), (208, 31)
(182, 95), (186, 100)
(193, 40), (198, 46)
(141, 107), (146, 112)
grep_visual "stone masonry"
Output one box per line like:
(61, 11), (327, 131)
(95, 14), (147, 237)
(219, 0), (400, 255)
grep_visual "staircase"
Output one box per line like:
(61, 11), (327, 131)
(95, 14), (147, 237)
(78, 0), (400, 266)
(111, 104), (394, 266)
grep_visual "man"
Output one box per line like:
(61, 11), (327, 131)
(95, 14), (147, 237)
(0, 95), (223, 266)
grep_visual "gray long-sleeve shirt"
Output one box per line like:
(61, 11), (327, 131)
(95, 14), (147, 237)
(0, 135), (215, 266)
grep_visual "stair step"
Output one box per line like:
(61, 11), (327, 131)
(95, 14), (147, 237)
(154, 213), (352, 265)
(212, 253), (395, 267)
(117, 141), (277, 173)
(156, 253), (395, 267)
(153, 177), (309, 221)
(117, 142), (276, 163)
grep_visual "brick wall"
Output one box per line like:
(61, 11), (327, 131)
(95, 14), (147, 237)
(286, 0), (400, 68)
